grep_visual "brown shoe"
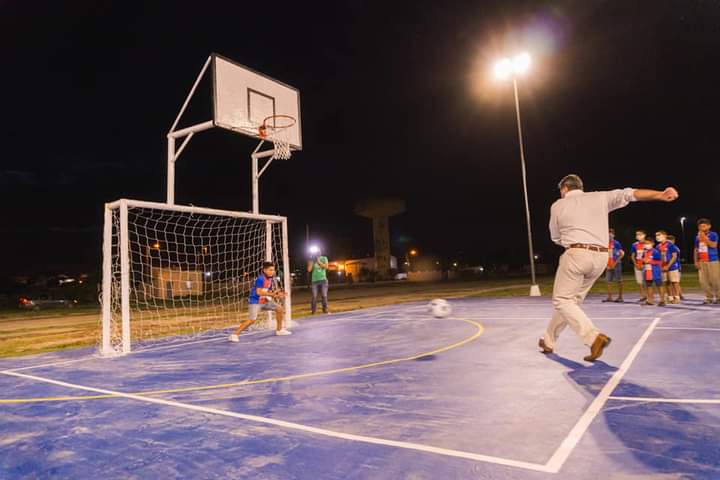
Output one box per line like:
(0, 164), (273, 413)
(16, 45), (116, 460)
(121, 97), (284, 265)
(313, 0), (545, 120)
(584, 334), (611, 362)
(538, 338), (553, 354)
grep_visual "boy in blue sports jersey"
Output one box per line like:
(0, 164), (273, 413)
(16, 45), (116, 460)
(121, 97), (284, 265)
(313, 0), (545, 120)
(642, 239), (664, 306)
(656, 230), (681, 304)
(603, 228), (625, 302)
(694, 218), (720, 304)
(229, 261), (291, 342)
(667, 235), (685, 301)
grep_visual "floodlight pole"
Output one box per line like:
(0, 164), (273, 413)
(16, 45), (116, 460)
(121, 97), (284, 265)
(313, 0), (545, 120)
(512, 78), (540, 296)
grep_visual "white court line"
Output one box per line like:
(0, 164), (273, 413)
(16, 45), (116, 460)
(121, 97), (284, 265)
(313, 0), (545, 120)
(544, 316), (661, 473)
(1, 305), (433, 374)
(655, 327), (720, 332)
(0, 369), (552, 473)
(609, 396), (720, 404)
(461, 317), (656, 321)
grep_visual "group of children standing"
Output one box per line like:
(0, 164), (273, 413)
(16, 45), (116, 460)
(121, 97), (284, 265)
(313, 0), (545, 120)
(604, 218), (720, 306)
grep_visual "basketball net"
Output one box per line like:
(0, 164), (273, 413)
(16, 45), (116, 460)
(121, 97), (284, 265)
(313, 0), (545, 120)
(258, 115), (295, 160)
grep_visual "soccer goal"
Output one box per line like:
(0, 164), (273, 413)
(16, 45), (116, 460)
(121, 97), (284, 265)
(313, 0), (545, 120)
(100, 199), (291, 356)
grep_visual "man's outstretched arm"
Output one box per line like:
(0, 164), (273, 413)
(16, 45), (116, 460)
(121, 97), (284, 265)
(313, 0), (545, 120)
(633, 187), (679, 202)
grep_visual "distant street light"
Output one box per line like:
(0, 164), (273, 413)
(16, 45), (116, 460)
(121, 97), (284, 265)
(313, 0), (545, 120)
(680, 217), (687, 255)
(406, 249), (418, 271)
(493, 52), (541, 297)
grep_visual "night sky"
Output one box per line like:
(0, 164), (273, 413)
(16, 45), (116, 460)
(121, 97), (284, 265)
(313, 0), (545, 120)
(2, 1), (719, 276)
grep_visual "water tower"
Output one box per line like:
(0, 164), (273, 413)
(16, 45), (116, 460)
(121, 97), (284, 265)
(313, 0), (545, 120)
(355, 198), (406, 279)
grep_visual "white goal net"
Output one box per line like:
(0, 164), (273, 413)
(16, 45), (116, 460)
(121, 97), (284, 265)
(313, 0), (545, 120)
(100, 199), (291, 356)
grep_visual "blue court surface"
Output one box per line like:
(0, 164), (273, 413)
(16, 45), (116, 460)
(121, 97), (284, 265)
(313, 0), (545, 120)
(1, 296), (719, 479)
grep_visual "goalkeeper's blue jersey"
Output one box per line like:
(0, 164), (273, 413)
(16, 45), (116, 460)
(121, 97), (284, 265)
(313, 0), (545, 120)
(249, 274), (273, 305)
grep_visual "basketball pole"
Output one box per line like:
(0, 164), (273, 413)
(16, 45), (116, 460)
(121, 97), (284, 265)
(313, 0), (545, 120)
(512, 78), (541, 297)
(250, 141), (276, 214)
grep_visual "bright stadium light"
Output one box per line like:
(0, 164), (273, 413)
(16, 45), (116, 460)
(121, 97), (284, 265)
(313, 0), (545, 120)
(493, 58), (513, 80)
(492, 51), (541, 297)
(493, 52), (531, 80)
(308, 245), (320, 255)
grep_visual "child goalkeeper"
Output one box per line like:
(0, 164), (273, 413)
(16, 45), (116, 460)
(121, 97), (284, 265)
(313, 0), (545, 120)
(229, 261), (291, 342)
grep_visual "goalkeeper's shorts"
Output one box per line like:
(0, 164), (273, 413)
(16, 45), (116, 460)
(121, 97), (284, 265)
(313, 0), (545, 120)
(248, 300), (280, 320)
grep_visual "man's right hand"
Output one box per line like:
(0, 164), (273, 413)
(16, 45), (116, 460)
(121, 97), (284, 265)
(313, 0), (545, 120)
(659, 187), (679, 202)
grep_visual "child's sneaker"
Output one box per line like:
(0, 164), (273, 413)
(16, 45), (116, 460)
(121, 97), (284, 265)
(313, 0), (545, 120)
(228, 334), (240, 343)
(275, 329), (292, 336)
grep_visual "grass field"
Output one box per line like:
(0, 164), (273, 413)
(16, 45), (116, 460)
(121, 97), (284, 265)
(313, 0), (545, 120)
(0, 273), (700, 358)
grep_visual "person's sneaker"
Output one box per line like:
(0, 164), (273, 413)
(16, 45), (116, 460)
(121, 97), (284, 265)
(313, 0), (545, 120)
(658, 301), (667, 307)
(643, 301), (655, 306)
(673, 298), (681, 304)
(614, 298), (624, 303)
(275, 329), (292, 336)
(602, 298), (613, 303)
(714, 299), (720, 305)
(702, 299), (713, 305)
(637, 297), (647, 303)
(228, 334), (240, 343)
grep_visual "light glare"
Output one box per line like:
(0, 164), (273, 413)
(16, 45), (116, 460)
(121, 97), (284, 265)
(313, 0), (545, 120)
(513, 52), (531, 74)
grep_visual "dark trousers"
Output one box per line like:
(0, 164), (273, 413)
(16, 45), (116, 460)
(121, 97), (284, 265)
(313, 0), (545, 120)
(311, 280), (329, 313)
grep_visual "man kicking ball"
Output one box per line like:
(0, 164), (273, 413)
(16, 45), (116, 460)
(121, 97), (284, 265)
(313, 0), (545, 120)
(229, 261), (292, 342)
(539, 175), (678, 362)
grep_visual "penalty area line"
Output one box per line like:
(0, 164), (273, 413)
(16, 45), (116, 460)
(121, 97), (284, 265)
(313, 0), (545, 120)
(0, 369), (552, 473)
(609, 396), (720, 404)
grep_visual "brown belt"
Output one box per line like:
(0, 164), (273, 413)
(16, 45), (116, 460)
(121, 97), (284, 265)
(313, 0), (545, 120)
(568, 243), (608, 253)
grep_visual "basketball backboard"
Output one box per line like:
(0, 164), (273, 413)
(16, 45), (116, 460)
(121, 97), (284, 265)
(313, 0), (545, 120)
(212, 53), (302, 150)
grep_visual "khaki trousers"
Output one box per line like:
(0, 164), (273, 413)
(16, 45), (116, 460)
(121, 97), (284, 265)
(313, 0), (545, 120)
(544, 248), (608, 349)
(698, 261), (720, 300)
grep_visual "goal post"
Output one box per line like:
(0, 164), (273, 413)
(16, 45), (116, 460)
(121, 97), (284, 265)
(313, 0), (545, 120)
(100, 199), (291, 356)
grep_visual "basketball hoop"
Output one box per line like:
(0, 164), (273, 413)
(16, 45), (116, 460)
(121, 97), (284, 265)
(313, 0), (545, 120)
(258, 114), (296, 160)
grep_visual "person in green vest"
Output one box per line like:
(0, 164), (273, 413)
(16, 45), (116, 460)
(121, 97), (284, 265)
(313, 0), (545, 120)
(307, 249), (329, 314)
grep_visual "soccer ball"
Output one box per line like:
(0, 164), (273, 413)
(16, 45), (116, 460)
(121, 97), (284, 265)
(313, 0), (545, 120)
(429, 299), (452, 318)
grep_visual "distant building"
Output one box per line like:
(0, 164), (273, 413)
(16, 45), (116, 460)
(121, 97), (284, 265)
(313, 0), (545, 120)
(146, 268), (204, 299)
(333, 256), (398, 281)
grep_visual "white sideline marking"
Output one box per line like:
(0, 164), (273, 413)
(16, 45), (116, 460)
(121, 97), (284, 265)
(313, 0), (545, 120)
(465, 317), (652, 320)
(609, 396), (720, 404)
(544, 316), (661, 474)
(0, 370), (552, 473)
(655, 327), (720, 332)
(2, 331), (264, 373)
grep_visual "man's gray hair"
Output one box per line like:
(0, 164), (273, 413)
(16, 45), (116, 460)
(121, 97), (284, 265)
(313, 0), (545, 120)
(558, 174), (584, 191)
